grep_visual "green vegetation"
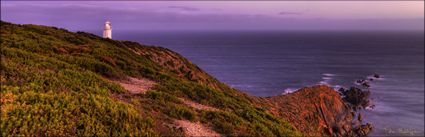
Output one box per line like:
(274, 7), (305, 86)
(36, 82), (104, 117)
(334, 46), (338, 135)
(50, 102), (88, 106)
(1, 21), (300, 136)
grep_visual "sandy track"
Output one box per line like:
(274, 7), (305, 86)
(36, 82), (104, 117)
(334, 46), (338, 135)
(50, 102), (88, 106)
(180, 98), (219, 111)
(113, 77), (156, 94)
(175, 120), (221, 137)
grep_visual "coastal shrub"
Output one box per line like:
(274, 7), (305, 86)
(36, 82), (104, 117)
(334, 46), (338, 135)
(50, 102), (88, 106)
(57, 56), (122, 78)
(146, 90), (181, 105)
(167, 105), (197, 121)
(0, 86), (155, 136)
(201, 111), (249, 136)
(64, 36), (86, 45)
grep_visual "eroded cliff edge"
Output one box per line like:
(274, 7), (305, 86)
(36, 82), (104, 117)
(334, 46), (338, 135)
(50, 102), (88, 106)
(262, 85), (372, 137)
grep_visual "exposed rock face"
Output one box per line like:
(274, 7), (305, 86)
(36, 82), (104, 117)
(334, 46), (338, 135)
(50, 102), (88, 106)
(264, 85), (371, 137)
(339, 87), (371, 110)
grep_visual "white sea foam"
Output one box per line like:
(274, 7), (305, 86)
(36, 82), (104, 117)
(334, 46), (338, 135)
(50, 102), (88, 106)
(318, 81), (330, 85)
(322, 73), (337, 77)
(333, 85), (343, 90)
(282, 88), (298, 95)
(353, 81), (361, 85)
(322, 77), (332, 80)
(367, 75), (385, 81)
(318, 73), (336, 86)
(365, 105), (375, 110)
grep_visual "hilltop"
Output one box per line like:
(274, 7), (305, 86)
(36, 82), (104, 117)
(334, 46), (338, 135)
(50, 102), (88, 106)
(0, 21), (369, 136)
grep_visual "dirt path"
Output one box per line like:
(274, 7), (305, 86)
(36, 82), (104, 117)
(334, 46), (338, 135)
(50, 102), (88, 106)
(113, 77), (156, 94)
(175, 120), (221, 137)
(111, 77), (221, 136)
(180, 98), (219, 111)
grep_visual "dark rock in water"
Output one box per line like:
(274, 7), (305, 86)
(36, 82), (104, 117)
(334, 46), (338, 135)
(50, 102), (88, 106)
(361, 82), (370, 88)
(373, 74), (380, 78)
(338, 87), (346, 94)
(358, 113), (363, 122)
(355, 123), (373, 137)
(356, 79), (365, 84)
(333, 75), (376, 137)
(368, 104), (376, 109)
(340, 87), (371, 109)
(355, 78), (371, 88)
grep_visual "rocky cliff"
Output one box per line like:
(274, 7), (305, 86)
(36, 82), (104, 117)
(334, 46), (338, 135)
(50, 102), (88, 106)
(263, 85), (372, 137)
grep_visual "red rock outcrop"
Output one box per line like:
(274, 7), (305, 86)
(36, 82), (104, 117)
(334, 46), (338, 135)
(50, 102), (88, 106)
(264, 85), (367, 137)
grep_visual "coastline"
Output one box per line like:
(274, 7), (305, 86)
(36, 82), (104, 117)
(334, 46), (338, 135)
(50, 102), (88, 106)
(0, 21), (376, 136)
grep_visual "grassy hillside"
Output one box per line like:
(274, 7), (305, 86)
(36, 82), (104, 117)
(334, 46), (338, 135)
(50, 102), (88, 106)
(0, 21), (301, 136)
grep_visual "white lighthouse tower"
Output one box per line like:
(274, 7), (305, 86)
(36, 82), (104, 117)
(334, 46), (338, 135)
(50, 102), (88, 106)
(103, 21), (112, 39)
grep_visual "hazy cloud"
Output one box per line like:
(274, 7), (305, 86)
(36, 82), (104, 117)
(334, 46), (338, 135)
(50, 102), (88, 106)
(278, 11), (301, 15)
(1, 2), (423, 31)
(168, 6), (200, 11)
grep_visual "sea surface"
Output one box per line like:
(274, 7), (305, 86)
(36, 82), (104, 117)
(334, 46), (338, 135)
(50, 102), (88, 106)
(99, 30), (424, 136)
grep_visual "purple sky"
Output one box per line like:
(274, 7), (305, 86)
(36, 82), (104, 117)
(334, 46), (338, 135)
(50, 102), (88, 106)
(1, 1), (424, 31)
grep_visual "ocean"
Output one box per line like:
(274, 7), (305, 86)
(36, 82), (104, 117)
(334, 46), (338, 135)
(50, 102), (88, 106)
(100, 30), (424, 136)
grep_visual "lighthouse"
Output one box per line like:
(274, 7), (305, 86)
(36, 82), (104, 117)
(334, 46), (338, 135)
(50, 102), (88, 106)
(103, 21), (112, 39)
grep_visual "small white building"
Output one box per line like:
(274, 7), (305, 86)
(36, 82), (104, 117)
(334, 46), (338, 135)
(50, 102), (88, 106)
(103, 21), (112, 39)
